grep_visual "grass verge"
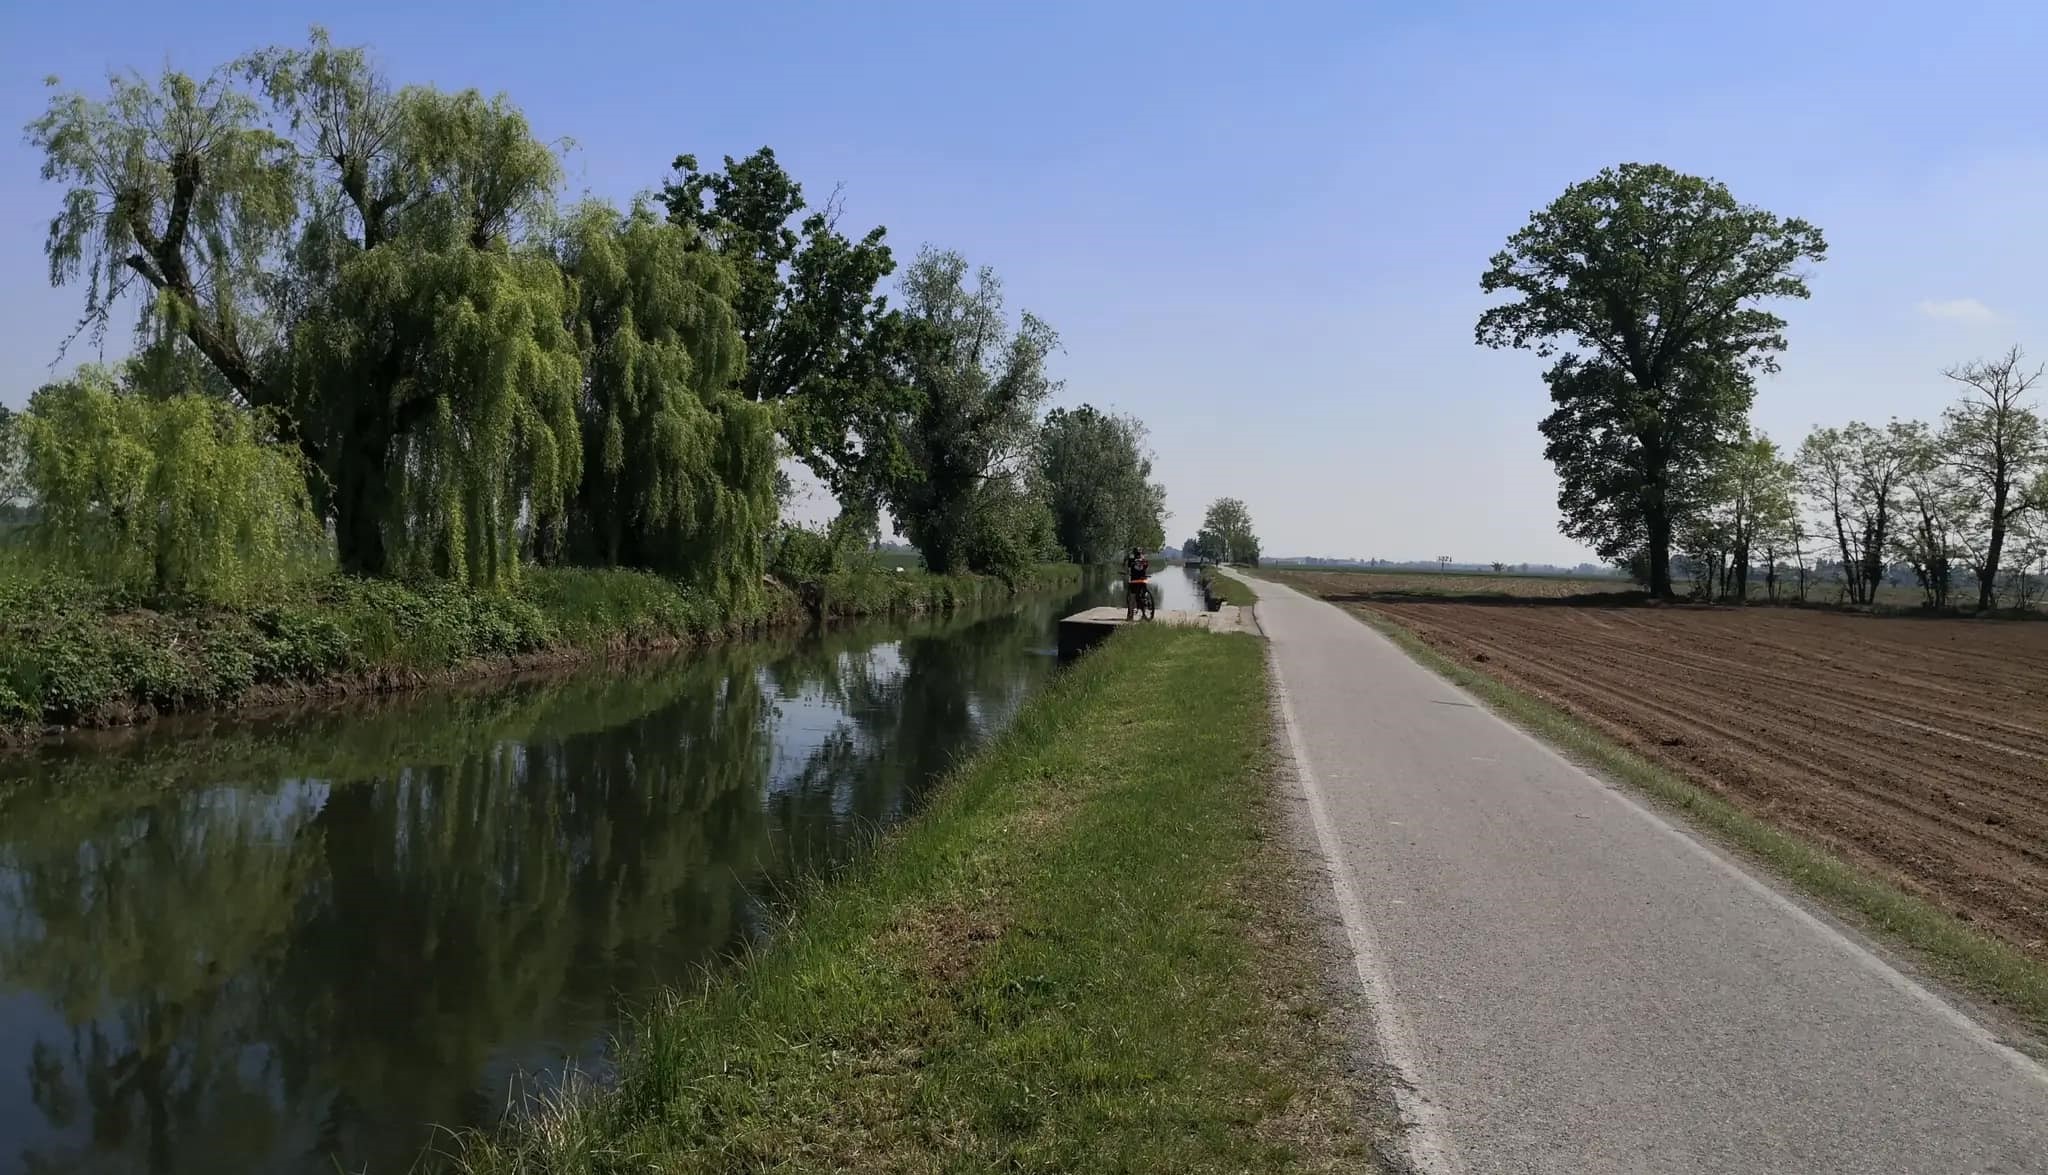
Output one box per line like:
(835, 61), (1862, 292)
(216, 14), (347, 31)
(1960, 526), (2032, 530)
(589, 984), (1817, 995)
(446, 625), (1380, 1174)
(1204, 566), (1260, 606)
(1348, 606), (2048, 1037)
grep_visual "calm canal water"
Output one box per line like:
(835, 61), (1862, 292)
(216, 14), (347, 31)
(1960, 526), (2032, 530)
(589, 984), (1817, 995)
(0, 568), (1204, 1174)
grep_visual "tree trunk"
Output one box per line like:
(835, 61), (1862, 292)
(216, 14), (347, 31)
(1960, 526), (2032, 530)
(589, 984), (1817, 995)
(1861, 502), (1892, 605)
(1646, 510), (1675, 600)
(1979, 484), (2009, 610)
(1829, 508), (1857, 604)
(331, 432), (391, 577)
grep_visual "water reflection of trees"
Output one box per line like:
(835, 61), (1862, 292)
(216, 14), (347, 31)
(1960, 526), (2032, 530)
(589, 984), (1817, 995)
(758, 604), (1055, 880)
(1, 651), (777, 1174)
(0, 598), (1072, 1175)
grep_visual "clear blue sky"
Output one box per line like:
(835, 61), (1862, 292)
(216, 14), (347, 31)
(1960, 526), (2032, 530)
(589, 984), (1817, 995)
(4, 0), (2046, 563)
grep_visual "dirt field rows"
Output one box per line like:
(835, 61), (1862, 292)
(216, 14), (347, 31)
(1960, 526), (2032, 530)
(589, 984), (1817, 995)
(1275, 570), (2048, 960)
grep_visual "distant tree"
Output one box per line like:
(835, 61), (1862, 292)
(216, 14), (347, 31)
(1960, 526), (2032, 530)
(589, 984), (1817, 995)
(1787, 522), (1813, 602)
(1712, 434), (1797, 601)
(1940, 346), (2048, 609)
(1034, 404), (1166, 563)
(1181, 535), (1205, 562)
(1476, 163), (1825, 598)
(1893, 425), (1969, 609)
(884, 248), (1058, 577)
(1755, 492), (1812, 605)
(1797, 421), (1915, 605)
(1196, 497), (1260, 565)
(1491, 561), (1507, 573)
(2005, 508), (2048, 609)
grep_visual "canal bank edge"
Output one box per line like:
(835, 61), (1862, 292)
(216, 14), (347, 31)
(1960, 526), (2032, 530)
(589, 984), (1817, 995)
(447, 623), (1393, 1174)
(0, 562), (1082, 750)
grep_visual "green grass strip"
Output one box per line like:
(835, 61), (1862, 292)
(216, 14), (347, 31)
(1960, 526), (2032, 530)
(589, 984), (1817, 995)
(449, 625), (1378, 1174)
(1350, 607), (2048, 1037)
(1205, 567), (1260, 606)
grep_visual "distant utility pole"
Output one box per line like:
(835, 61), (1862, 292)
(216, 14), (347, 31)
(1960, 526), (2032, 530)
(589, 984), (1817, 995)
(1438, 555), (1453, 571)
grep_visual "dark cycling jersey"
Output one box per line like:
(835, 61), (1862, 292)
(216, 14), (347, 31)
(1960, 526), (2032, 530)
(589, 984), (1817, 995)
(1125, 558), (1150, 582)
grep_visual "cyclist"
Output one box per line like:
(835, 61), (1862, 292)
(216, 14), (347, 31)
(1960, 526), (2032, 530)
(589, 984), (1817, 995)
(1124, 547), (1152, 620)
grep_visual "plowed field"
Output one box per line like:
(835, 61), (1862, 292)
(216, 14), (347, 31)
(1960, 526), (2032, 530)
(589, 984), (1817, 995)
(1275, 570), (2048, 959)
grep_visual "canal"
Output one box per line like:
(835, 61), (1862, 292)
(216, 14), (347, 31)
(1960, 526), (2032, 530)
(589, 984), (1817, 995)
(0, 568), (1205, 1174)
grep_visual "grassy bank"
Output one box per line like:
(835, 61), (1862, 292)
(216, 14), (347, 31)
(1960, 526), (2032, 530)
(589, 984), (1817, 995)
(1204, 565), (1260, 605)
(449, 624), (1380, 1174)
(1347, 606), (2048, 1036)
(0, 553), (1080, 740)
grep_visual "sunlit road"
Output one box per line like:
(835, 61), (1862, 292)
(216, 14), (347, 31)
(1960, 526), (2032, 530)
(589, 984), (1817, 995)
(1241, 570), (2048, 1175)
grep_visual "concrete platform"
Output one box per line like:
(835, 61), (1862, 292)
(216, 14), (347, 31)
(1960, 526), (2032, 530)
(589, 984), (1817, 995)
(1056, 605), (1258, 661)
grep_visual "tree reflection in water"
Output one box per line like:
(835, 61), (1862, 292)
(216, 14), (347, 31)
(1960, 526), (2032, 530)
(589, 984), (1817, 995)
(0, 587), (1090, 1175)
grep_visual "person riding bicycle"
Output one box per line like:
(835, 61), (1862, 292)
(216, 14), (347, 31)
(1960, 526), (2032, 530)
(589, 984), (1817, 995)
(1124, 548), (1152, 619)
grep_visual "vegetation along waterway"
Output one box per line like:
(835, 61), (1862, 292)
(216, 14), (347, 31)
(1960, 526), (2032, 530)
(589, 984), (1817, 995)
(0, 571), (1201, 1174)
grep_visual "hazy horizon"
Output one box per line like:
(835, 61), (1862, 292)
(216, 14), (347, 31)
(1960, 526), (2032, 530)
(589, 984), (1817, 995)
(6, 0), (2046, 566)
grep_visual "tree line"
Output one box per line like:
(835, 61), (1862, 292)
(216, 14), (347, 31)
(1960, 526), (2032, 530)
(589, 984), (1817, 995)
(5, 29), (1164, 606)
(1477, 162), (2048, 609)
(1181, 497), (1262, 566)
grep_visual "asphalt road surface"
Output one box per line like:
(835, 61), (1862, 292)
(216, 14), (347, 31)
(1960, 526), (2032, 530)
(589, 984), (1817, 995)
(1240, 571), (2048, 1175)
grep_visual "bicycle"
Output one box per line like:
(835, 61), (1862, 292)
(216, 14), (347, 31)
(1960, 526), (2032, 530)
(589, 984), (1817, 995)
(1126, 577), (1156, 621)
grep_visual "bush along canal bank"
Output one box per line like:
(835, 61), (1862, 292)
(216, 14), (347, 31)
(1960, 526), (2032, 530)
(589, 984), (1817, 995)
(449, 622), (1383, 1175)
(0, 560), (1082, 745)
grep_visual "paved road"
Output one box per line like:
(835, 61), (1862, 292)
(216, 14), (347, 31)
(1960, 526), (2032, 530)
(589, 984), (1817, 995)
(1241, 572), (2048, 1175)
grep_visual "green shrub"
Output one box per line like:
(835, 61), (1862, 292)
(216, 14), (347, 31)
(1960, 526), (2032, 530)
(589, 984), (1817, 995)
(18, 369), (327, 605)
(0, 679), (33, 725)
(768, 523), (838, 586)
(252, 606), (360, 681)
(517, 566), (702, 644)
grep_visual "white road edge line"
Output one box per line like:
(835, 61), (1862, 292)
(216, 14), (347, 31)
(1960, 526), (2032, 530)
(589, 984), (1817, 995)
(1265, 638), (1467, 1175)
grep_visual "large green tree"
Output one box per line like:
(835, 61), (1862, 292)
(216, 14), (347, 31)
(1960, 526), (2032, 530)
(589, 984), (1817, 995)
(1796, 420), (1916, 605)
(32, 31), (586, 585)
(553, 200), (775, 604)
(886, 248), (1059, 576)
(1034, 404), (1166, 563)
(1476, 163), (1826, 598)
(661, 149), (908, 518)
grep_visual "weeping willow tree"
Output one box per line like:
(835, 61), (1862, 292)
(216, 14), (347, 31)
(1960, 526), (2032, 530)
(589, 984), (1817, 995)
(31, 30), (583, 587)
(555, 200), (776, 606)
(18, 367), (323, 602)
(284, 216), (583, 587)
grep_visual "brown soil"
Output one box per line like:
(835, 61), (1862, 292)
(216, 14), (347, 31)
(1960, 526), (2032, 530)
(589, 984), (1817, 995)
(884, 900), (1007, 988)
(1280, 571), (2048, 961)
